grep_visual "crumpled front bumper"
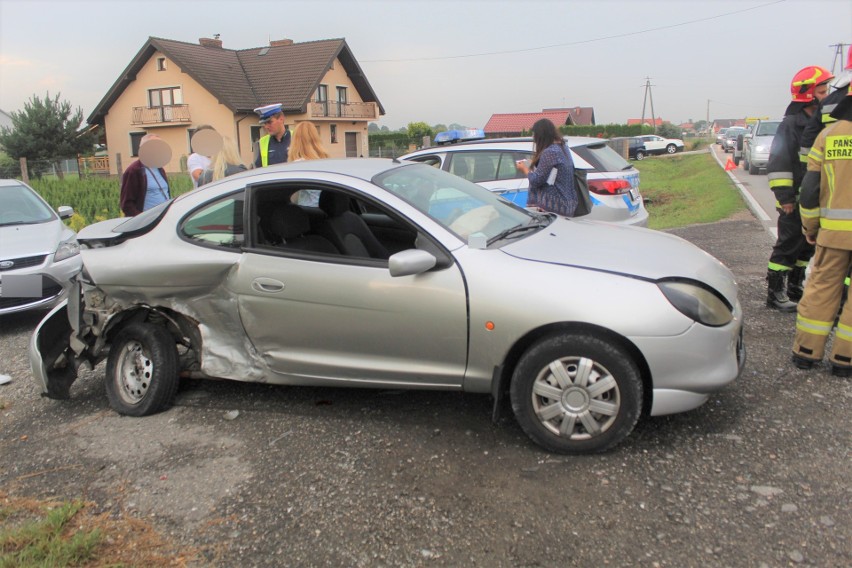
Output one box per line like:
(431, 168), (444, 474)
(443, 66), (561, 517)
(29, 299), (76, 398)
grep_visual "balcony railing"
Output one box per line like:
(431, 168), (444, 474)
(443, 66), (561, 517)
(131, 104), (192, 125)
(309, 100), (377, 120)
(77, 155), (110, 176)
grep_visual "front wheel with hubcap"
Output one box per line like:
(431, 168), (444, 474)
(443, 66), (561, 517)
(510, 334), (643, 454)
(105, 322), (179, 416)
(666, 144), (677, 154)
(635, 150), (645, 161)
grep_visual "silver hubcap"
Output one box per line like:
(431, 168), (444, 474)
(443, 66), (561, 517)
(531, 356), (620, 440)
(116, 340), (152, 404)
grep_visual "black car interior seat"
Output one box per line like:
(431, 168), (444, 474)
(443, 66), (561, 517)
(317, 192), (389, 259)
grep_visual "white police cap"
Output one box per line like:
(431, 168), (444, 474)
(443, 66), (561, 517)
(254, 103), (283, 123)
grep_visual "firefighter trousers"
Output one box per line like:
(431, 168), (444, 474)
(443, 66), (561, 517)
(792, 245), (852, 366)
(769, 208), (813, 271)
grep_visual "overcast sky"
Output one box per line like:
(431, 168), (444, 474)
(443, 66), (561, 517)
(0, 0), (849, 130)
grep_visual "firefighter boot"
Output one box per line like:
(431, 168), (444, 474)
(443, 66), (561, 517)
(766, 270), (797, 312)
(787, 265), (806, 302)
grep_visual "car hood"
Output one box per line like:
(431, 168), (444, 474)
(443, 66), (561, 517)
(501, 218), (738, 303)
(0, 221), (71, 256)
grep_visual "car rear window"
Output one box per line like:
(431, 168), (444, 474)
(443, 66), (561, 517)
(572, 142), (633, 172)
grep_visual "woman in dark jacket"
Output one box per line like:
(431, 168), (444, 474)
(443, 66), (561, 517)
(516, 118), (577, 216)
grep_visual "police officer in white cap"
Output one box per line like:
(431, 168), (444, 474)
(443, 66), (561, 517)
(253, 103), (291, 167)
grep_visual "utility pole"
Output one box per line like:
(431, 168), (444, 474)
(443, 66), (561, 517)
(829, 43), (849, 75)
(707, 99), (711, 139)
(640, 77), (657, 133)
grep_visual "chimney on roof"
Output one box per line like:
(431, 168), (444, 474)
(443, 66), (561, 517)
(270, 38), (294, 47)
(199, 37), (223, 48)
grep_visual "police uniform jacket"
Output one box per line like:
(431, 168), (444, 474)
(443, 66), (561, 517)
(767, 102), (813, 206)
(799, 97), (852, 250)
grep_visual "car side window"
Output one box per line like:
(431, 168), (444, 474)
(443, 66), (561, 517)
(180, 191), (245, 249)
(497, 152), (529, 180)
(409, 155), (442, 169)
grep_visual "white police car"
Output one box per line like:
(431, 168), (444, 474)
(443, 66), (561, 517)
(401, 137), (648, 227)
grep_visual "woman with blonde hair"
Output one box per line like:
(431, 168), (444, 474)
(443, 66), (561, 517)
(197, 136), (247, 187)
(288, 122), (329, 162)
(289, 122), (329, 206)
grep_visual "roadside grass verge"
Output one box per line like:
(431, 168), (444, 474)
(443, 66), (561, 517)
(0, 492), (196, 567)
(635, 151), (747, 230)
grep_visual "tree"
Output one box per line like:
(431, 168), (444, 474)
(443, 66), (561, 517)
(657, 122), (682, 139)
(0, 92), (96, 179)
(432, 124), (448, 134)
(406, 121), (434, 143)
(368, 122), (380, 133)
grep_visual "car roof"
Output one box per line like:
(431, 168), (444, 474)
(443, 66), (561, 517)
(209, 158), (412, 184)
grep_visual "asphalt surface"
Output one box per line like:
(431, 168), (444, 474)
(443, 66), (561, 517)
(1, 190), (850, 566)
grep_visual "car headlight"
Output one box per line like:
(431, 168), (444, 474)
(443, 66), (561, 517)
(54, 238), (80, 262)
(755, 145), (767, 152)
(657, 280), (733, 327)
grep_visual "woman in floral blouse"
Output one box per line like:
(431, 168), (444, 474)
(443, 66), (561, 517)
(515, 119), (577, 216)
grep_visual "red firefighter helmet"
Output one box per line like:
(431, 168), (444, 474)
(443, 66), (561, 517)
(790, 66), (834, 102)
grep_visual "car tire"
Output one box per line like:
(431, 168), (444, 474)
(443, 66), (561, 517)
(105, 322), (179, 417)
(749, 163), (759, 175)
(665, 144), (677, 154)
(635, 150), (645, 161)
(509, 333), (643, 454)
(742, 155), (749, 171)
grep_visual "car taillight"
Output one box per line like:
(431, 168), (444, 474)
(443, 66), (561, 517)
(587, 178), (632, 195)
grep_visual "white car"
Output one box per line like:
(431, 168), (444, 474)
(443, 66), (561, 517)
(635, 135), (684, 155)
(0, 179), (82, 315)
(400, 137), (649, 227)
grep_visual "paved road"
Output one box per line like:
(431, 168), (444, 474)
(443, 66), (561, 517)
(1, 210), (849, 566)
(709, 143), (779, 237)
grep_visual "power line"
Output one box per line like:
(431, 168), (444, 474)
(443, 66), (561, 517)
(362, 0), (786, 63)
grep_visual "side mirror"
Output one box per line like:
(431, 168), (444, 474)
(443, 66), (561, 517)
(57, 206), (74, 219)
(389, 249), (437, 277)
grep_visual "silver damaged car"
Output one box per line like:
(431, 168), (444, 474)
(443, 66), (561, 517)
(30, 159), (745, 453)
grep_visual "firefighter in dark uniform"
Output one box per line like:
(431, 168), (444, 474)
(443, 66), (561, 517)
(792, 85), (852, 376)
(765, 66), (834, 311)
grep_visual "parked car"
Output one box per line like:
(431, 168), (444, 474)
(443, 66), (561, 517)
(635, 134), (684, 155)
(723, 127), (747, 153)
(30, 159), (744, 454)
(742, 119), (780, 175)
(400, 137), (649, 227)
(624, 137), (647, 160)
(0, 179), (82, 315)
(715, 128), (729, 145)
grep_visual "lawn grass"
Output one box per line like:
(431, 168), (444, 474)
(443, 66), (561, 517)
(634, 151), (747, 230)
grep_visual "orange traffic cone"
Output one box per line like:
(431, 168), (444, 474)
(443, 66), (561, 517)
(725, 158), (737, 171)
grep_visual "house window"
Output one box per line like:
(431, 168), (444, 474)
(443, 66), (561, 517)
(157, 57), (167, 71)
(316, 84), (328, 116)
(130, 132), (146, 157)
(336, 86), (347, 117)
(148, 87), (182, 108)
(330, 124), (338, 144)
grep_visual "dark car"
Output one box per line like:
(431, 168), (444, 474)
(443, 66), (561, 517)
(628, 137), (647, 160)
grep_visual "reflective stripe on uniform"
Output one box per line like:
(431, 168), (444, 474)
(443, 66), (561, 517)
(836, 323), (852, 343)
(808, 147), (824, 161)
(819, 218), (852, 230)
(768, 262), (792, 272)
(768, 171), (793, 189)
(795, 259), (809, 268)
(796, 315), (833, 337)
(800, 205), (820, 219)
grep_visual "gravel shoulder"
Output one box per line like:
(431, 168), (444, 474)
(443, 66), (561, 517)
(1, 216), (850, 567)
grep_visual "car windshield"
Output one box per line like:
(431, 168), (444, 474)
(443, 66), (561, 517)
(0, 182), (56, 226)
(374, 163), (538, 242)
(756, 122), (780, 136)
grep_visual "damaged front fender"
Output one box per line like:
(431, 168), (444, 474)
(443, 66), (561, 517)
(29, 300), (77, 399)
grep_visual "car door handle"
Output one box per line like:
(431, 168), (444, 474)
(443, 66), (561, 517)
(251, 278), (285, 293)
